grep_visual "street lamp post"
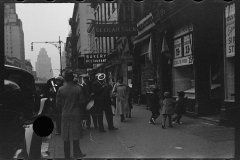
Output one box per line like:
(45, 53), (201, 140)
(31, 36), (63, 76)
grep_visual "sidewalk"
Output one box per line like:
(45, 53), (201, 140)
(46, 104), (234, 158)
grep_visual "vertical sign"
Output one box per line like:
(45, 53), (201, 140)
(226, 3), (235, 57)
(184, 34), (192, 56)
(174, 38), (182, 58)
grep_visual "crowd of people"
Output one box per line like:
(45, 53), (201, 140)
(45, 71), (186, 159)
(46, 71), (132, 159)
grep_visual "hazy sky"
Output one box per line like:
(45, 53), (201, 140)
(16, 3), (74, 77)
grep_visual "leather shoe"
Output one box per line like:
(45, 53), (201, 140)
(74, 154), (86, 158)
(109, 126), (118, 130)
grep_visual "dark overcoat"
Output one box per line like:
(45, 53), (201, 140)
(162, 98), (177, 115)
(149, 94), (160, 112)
(174, 97), (186, 114)
(56, 82), (85, 141)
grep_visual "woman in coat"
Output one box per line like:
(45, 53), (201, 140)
(112, 77), (129, 122)
(162, 92), (177, 129)
(56, 72), (86, 159)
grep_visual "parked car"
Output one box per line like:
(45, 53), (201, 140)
(0, 65), (51, 159)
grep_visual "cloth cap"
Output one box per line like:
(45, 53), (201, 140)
(164, 92), (171, 98)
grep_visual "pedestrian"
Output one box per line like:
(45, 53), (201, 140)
(81, 74), (98, 130)
(126, 84), (133, 118)
(149, 88), (160, 124)
(56, 72), (86, 159)
(172, 91), (187, 124)
(112, 76), (130, 122)
(54, 76), (64, 135)
(161, 92), (177, 129)
(92, 73), (118, 132)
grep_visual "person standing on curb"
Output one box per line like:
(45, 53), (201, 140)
(126, 84), (133, 118)
(81, 75), (98, 130)
(92, 73), (118, 132)
(112, 76), (130, 122)
(172, 91), (187, 124)
(161, 92), (177, 129)
(148, 88), (160, 124)
(56, 72), (86, 159)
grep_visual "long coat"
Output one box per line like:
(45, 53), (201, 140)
(112, 83), (129, 115)
(162, 98), (177, 115)
(92, 80), (106, 111)
(149, 94), (160, 112)
(56, 82), (85, 141)
(174, 97), (186, 114)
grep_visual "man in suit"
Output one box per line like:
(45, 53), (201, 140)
(92, 73), (118, 132)
(81, 74), (98, 129)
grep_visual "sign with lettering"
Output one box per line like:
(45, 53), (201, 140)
(174, 38), (182, 58)
(85, 53), (107, 64)
(95, 24), (137, 37)
(174, 24), (193, 38)
(137, 12), (155, 36)
(183, 34), (192, 56)
(173, 55), (194, 67)
(225, 3), (235, 57)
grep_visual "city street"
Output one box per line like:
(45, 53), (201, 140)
(45, 104), (234, 159)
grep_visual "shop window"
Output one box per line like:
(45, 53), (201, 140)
(173, 25), (194, 98)
(224, 3), (235, 101)
(173, 65), (194, 98)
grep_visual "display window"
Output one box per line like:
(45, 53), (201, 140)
(172, 24), (194, 98)
(224, 3), (235, 101)
(139, 38), (154, 95)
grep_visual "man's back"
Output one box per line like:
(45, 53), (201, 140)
(57, 82), (85, 115)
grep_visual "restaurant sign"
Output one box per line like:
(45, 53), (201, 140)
(85, 53), (107, 64)
(95, 24), (137, 37)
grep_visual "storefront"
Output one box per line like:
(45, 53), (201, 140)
(221, 2), (236, 125)
(165, 2), (224, 116)
(133, 12), (157, 104)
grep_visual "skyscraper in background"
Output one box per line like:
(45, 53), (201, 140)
(35, 48), (54, 80)
(4, 3), (25, 69)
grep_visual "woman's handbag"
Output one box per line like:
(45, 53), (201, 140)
(86, 100), (94, 110)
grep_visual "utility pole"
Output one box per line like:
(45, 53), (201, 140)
(31, 36), (63, 76)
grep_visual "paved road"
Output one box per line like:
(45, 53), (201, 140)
(47, 104), (234, 159)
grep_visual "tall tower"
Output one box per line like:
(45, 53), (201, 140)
(4, 3), (25, 69)
(35, 48), (54, 80)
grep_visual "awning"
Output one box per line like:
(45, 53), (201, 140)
(133, 33), (152, 45)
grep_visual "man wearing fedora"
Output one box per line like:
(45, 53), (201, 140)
(56, 72), (86, 158)
(92, 73), (118, 132)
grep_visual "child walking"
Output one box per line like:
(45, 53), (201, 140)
(172, 91), (187, 124)
(162, 92), (177, 129)
(149, 88), (160, 124)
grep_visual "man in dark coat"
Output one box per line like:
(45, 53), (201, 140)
(81, 75), (98, 129)
(56, 72), (86, 158)
(172, 91), (187, 124)
(92, 73), (118, 132)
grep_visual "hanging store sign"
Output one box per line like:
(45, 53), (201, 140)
(173, 55), (194, 67)
(137, 12), (155, 36)
(94, 24), (137, 37)
(85, 53), (107, 64)
(225, 3), (235, 57)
